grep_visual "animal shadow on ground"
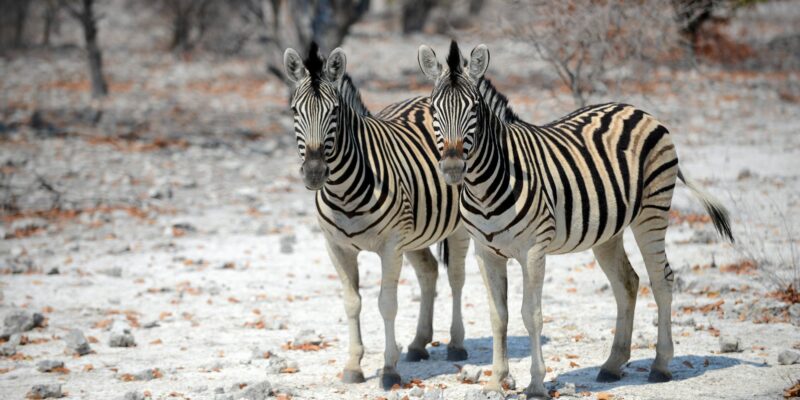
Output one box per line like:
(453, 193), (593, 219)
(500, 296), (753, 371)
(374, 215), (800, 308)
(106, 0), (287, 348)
(555, 355), (766, 391)
(395, 335), (544, 380)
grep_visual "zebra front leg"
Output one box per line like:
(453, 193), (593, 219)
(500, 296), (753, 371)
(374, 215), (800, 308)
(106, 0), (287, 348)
(632, 212), (674, 382)
(475, 245), (509, 394)
(405, 248), (438, 362)
(445, 227), (471, 361)
(592, 236), (639, 382)
(378, 248), (404, 389)
(325, 241), (365, 383)
(520, 246), (548, 399)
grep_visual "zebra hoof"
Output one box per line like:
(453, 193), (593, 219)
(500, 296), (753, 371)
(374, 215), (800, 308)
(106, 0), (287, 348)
(342, 369), (366, 384)
(596, 368), (622, 382)
(405, 347), (430, 362)
(379, 370), (402, 390)
(446, 346), (469, 361)
(648, 369), (672, 383)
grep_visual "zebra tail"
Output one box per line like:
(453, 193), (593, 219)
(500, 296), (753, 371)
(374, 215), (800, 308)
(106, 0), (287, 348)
(677, 168), (735, 243)
(438, 239), (450, 269)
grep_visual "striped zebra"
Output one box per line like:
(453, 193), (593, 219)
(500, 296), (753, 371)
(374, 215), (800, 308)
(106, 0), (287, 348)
(283, 43), (470, 389)
(417, 41), (734, 397)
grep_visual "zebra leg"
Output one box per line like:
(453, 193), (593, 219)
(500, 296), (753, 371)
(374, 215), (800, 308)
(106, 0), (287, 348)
(377, 248), (404, 389)
(520, 246), (548, 399)
(592, 235), (639, 382)
(475, 244), (509, 394)
(325, 241), (365, 383)
(632, 212), (674, 383)
(405, 248), (438, 362)
(445, 227), (471, 361)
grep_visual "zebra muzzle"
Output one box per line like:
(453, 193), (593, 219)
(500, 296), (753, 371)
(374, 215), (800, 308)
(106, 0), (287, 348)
(439, 155), (466, 185)
(300, 156), (329, 190)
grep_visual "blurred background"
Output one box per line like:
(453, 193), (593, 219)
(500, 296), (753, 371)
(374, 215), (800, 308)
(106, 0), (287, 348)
(1, 1), (799, 399)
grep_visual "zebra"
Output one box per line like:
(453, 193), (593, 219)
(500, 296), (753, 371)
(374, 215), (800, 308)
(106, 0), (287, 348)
(283, 43), (471, 389)
(417, 41), (734, 398)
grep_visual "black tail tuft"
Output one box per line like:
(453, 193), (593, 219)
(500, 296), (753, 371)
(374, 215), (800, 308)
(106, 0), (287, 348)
(438, 239), (450, 269)
(678, 168), (735, 244)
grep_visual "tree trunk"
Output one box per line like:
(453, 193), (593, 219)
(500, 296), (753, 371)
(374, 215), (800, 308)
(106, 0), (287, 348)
(80, 0), (107, 98)
(14, 0), (30, 47)
(401, 0), (435, 34)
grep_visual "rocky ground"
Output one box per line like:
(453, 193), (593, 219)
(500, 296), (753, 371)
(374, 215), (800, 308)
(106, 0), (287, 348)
(2, 3), (800, 400)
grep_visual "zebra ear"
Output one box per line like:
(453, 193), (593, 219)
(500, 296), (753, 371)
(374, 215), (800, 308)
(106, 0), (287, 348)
(468, 44), (490, 81)
(418, 45), (442, 81)
(326, 48), (347, 82)
(283, 48), (307, 83)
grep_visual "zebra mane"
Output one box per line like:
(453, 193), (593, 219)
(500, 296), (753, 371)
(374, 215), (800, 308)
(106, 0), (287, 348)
(304, 42), (324, 92)
(446, 40), (463, 85)
(338, 74), (371, 117)
(477, 78), (519, 124)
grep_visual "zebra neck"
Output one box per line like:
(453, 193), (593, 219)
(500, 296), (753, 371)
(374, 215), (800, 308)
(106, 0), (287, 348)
(322, 101), (371, 201)
(463, 101), (519, 200)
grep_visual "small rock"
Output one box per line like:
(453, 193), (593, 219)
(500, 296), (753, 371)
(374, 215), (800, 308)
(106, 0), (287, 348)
(457, 364), (483, 383)
(239, 381), (273, 400)
(0, 342), (16, 356)
(134, 368), (160, 381)
(423, 386), (443, 400)
(37, 360), (65, 372)
(560, 382), (577, 396)
(280, 234), (296, 254)
(142, 321), (160, 329)
(109, 331), (136, 347)
(191, 385), (208, 393)
(293, 329), (322, 345)
(789, 304), (800, 324)
(502, 375), (516, 391)
(737, 168), (753, 180)
(778, 350), (800, 365)
(100, 266), (123, 278)
(250, 347), (275, 360)
(719, 335), (742, 353)
(27, 384), (62, 398)
(47, 267), (60, 275)
(408, 385), (424, 397)
(3, 310), (45, 335)
(65, 329), (92, 356)
(148, 185), (172, 199)
(118, 391), (146, 400)
(264, 354), (298, 374)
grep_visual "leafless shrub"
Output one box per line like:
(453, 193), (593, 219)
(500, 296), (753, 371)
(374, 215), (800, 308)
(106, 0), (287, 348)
(61, 0), (108, 99)
(503, 0), (681, 107)
(239, 0), (369, 84)
(734, 201), (800, 301)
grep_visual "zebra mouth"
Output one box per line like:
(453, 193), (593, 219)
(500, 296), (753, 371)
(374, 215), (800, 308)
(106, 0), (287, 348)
(440, 157), (466, 185)
(301, 158), (329, 190)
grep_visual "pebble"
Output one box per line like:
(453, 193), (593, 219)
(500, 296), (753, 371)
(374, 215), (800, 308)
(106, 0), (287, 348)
(560, 382), (577, 396)
(109, 331), (136, 347)
(457, 365), (483, 383)
(100, 266), (123, 278)
(719, 335), (742, 353)
(118, 391), (146, 400)
(134, 368), (160, 381)
(280, 234), (296, 254)
(27, 384), (62, 398)
(264, 354), (298, 374)
(778, 350), (800, 365)
(37, 360), (65, 372)
(293, 329), (322, 345)
(3, 310), (45, 336)
(239, 381), (274, 400)
(65, 329), (92, 356)
(423, 386), (443, 400)
(408, 385), (424, 397)
(502, 375), (516, 391)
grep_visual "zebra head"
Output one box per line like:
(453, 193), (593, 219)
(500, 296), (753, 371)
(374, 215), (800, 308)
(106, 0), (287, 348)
(418, 40), (490, 185)
(283, 42), (347, 190)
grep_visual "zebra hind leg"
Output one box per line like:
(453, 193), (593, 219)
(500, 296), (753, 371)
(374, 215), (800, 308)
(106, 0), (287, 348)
(632, 210), (674, 382)
(592, 235), (639, 382)
(405, 248), (438, 362)
(445, 227), (470, 361)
